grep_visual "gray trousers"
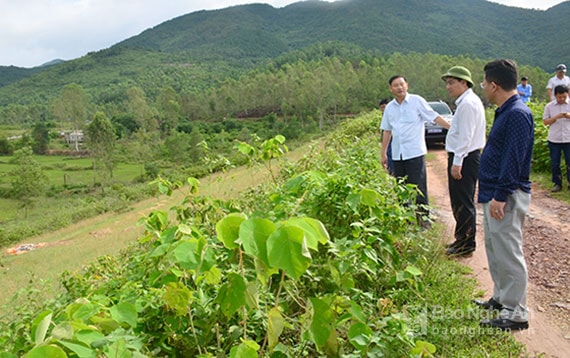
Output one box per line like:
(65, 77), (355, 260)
(482, 189), (530, 322)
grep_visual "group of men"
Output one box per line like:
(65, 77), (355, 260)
(380, 59), (534, 331)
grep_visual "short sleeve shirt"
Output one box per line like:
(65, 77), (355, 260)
(543, 99), (570, 143)
(546, 75), (570, 100)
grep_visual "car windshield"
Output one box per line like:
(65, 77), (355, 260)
(429, 102), (452, 115)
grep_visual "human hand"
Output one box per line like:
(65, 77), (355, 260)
(489, 199), (506, 220)
(451, 165), (462, 180)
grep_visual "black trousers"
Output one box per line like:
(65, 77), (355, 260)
(447, 150), (480, 248)
(393, 155), (429, 219)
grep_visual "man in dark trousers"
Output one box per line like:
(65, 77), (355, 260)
(441, 66), (486, 257)
(475, 59), (534, 331)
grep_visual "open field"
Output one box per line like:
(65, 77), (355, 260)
(0, 142), (308, 309)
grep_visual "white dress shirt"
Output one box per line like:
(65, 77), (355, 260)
(445, 88), (486, 166)
(380, 93), (439, 161)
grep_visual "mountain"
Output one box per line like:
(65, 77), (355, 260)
(1, 0), (569, 107)
(116, 0), (568, 69)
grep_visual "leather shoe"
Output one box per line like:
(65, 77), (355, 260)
(446, 245), (475, 257)
(480, 318), (528, 331)
(472, 297), (503, 311)
(552, 184), (562, 192)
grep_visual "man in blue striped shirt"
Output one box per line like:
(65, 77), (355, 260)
(475, 59), (534, 331)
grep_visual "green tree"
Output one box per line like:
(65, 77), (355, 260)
(86, 111), (116, 193)
(10, 146), (48, 218)
(51, 83), (90, 151)
(31, 122), (50, 154)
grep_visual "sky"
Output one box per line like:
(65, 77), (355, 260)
(0, 0), (566, 68)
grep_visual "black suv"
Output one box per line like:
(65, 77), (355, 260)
(425, 101), (453, 144)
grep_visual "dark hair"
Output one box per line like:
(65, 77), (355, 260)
(388, 75), (407, 85)
(521, 76), (528, 81)
(554, 84), (569, 95)
(379, 98), (390, 106)
(484, 59), (518, 91)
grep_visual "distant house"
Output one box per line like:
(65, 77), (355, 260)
(63, 130), (84, 147)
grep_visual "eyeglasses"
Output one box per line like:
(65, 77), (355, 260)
(479, 82), (486, 89)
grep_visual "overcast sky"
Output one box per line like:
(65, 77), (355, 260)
(0, 0), (566, 68)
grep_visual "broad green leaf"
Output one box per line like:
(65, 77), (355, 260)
(405, 265), (423, 276)
(239, 217), (275, 266)
(163, 282), (193, 316)
(308, 297), (334, 350)
(274, 134), (286, 143)
(88, 316), (120, 334)
(75, 329), (105, 346)
(359, 188), (381, 207)
(58, 340), (97, 358)
(158, 226), (177, 244)
(173, 240), (200, 270)
(105, 339), (130, 358)
(201, 266), (222, 285)
(283, 175), (305, 194)
(24, 345), (67, 358)
(347, 322), (373, 350)
(51, 321), (74, 340)
(267, 226), (311, 280)
(31, 310), (52, 346)
(253, 258), (279, 286)
(245, 281), (259, 309)
(216, 273), (246, 317)
(0, 352), (18, 358)
(187, 177), (200, 194)
(284, 217), (329, 250)
(267, 307), (285, 350)
(69, 302), (100, 322)
(346, 193), (360, 212)
(348, 301), (367, 323)
(110, 302), (138, 328)
(216, 213), (247, 249)
(410, 340), (437, 355)
(229, 340), (259, 358)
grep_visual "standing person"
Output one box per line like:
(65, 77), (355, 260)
(542, 84), (570, 192)
(517, 76), (532, 103)
(475, 59), (534, 331)
(379, 98), (394, 176)
(380, 75), (450, 227)
(546, 64), (570, 101)
(440, 66), (486, 257)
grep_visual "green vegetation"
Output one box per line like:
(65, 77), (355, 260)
(0, 113), (525, 357)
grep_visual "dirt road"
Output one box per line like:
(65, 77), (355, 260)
(426, 145), (570, 357)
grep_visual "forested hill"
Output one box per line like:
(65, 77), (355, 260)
(0, 0), (569, 111)
(117, 0), (568, 70)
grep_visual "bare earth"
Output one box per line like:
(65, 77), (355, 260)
(427, 145), (570, 357)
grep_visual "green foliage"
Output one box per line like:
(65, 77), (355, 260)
(0, 109), (525, 358)
(528, 101), (551, 173)
(31, 122), (50, 155)
(9, 147), (48, 218)
(86, 111), (116, 192)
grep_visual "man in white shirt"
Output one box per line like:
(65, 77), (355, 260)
(542, 84), (570, 192)
(546, 64), (570, 101)
(380, 75), (450, 228)
(441, 66), (487, 256)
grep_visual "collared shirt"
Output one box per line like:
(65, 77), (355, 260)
(543, 98), (570, 143)
(380, 93), (439, 161)
(478, 95), (534, 203)
(516, 83), (532, 103)
(445, 88), (486, 166)
(546, 75), (570, 100)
